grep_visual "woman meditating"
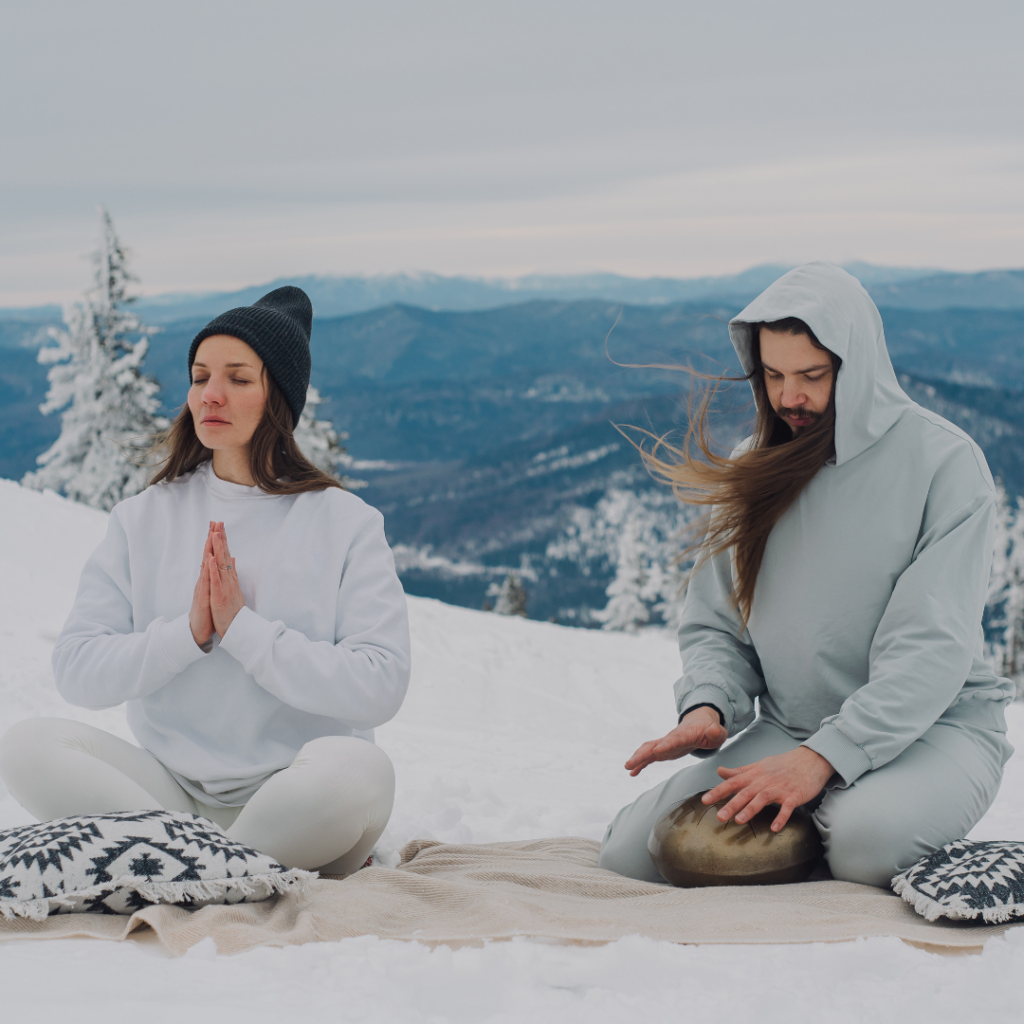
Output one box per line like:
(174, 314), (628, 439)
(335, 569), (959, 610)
(0, 286), (411, 874)
(599, 263), (1014, 887)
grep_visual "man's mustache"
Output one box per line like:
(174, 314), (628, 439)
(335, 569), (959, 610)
(777, 405), (822, 422)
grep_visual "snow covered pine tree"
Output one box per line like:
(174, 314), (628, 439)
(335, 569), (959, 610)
(595, 509), (653, 633)
(22, 208), (165, 511)
(292, 386), (364, 487)
(987, 484), (1024, 698)
(490, 574), (528, 617)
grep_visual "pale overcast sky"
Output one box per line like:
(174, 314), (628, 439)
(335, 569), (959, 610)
(1, 0), (1022, 304)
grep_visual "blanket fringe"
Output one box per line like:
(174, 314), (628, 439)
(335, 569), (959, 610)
(892, 875), (1024, 924)
(0, 868), (315, 923)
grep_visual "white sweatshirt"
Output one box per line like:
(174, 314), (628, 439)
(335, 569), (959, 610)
(53, 462), (412, 806)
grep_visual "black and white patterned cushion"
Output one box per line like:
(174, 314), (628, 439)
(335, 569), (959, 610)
(892, 840), (1024, 923)
(0, 810), (313, 921)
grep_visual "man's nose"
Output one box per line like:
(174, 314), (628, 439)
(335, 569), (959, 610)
(781, 380), (807, 407)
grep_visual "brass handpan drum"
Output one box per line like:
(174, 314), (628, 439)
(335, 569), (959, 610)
(649, 792), (824, 887)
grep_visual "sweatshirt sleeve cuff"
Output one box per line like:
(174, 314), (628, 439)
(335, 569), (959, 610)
(157, 614), (210, 672)
(803, 724), (873, 786)
(219, 606), (275, 669)
(678, 684), (735, 733)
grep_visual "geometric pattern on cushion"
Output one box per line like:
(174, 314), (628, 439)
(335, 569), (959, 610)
(892, 840), (1024, 923)
(0, 810), (313, 921)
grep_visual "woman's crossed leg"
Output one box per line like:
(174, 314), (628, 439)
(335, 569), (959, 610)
(0, 717), (394, 874)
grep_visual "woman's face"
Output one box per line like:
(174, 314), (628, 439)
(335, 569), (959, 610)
(188, 335), (268, 452)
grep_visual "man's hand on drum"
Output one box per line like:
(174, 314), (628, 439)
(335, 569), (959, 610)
(703, 746), (835, 833)
(624, 706), (728, 777)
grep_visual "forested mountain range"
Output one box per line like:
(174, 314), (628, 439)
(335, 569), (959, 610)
(3, 293), (1024, 621)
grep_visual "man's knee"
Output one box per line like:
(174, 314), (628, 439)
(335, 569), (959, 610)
(597, 806), (666, 883)
(816, 790), (922, 888)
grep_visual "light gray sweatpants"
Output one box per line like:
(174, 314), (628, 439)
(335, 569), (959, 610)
(599, 702), (1013, 888)
(0, 718), (395, 875)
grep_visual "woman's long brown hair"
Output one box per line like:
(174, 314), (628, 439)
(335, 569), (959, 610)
(148, 370), (344, 494)
(636, 318), (840, 625)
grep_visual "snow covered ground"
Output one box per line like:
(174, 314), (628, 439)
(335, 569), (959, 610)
(1, 478), (1023, 1022)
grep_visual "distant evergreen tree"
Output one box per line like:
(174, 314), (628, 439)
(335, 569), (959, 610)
(23, 208), (165, 510)
(292, 386), (365, 488)
(988, 484), (1024, 697)
(595, 511), (654, 633)
(490, 573), (528, 617)
(548, 488), (695, 630)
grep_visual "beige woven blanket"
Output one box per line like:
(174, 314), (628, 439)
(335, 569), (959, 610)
(0, 837), (1017, 956)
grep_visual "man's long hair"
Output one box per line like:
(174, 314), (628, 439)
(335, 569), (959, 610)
(638, 318), (840, 625)
(148, 369), (343, 495)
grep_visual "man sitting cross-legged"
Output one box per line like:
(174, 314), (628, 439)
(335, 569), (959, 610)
(599, 262), (1014, 888)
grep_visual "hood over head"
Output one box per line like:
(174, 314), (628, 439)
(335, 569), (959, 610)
(729, 262), (913, 467)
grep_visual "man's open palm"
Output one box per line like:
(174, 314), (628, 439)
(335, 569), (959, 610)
(625, 708), (728, 777)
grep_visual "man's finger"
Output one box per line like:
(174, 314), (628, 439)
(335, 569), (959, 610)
(650, 737), (684, 757)
(625, 746), (654, 771)
(734, 790), (773, 824)
(626, 731), (696, 775)
(716, 787), (756, 823)
(633, 738), (663, 757)
(638, 741), (688, 765)
(703, 773), (746, 806)
(771, 800), (796, 832)
(626, 735), (667, 762)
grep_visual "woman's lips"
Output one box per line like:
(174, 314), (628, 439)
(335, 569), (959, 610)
(202, 418), (230, 425)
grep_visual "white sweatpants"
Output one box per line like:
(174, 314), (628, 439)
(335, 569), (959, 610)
(0, 718), (395, 875)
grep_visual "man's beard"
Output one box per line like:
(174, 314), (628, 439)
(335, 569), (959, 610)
(777, 405), (823, 436)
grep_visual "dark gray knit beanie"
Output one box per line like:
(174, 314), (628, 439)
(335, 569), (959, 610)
(189, 285), (312, 427)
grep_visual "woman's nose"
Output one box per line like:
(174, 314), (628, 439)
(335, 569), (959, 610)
(201, 381), (225, 405)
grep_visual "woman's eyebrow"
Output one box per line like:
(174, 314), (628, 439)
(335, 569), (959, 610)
(192, 361), (255, 369)
(762, 360), (833, 375)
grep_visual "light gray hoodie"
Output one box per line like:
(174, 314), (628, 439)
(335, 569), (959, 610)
(676, 263), (1013, 786)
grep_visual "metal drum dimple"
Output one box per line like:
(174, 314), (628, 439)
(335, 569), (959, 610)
(648, 791), (824, 887)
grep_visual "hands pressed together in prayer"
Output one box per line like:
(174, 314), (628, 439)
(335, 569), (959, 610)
(189, 521), (246, 648)
(625, 706), (835, 833)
